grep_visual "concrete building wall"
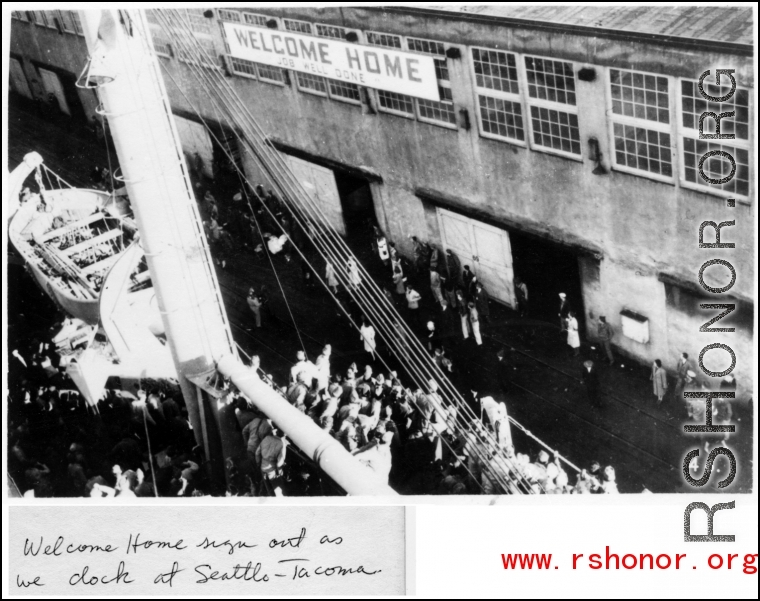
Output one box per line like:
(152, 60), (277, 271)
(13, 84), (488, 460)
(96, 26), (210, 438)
(9, 14), (97, 123)
(9, 9), (755, 394)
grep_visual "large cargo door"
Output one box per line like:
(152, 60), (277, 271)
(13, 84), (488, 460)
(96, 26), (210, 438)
(39, 67), (70, 115)
(437, 207), (516, 307)
(9, 58), (33, 99)
(285, 155), (345, 236)
(174, 114), (214, 180)
(471, 219), (516, 308)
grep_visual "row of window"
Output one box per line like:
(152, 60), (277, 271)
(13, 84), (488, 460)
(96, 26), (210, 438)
(23, 9), (746, 201)
(216, 11), (752, 200)
(13, 10), (84, 36)
(146, 8), (220, 69)
(225, 15), (366, 105)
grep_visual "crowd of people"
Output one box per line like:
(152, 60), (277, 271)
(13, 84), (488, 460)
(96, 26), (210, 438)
(7, 321), (618, 497)
(212, 197), (621, 495)
(226, 345), (621, 496)
(15, 151), (747, 498)
(7, 334), (210, 498)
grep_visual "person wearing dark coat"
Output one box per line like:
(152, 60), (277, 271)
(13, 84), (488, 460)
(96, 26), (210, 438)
(445, 249), (462, 286)
(581, 360), (602, 408)
(474, 282), (490, 324)
(462, 266), (474, 297)
(496, 348), (515, 395)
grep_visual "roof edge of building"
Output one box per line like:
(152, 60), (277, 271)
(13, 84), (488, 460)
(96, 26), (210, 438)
(374, 6), (754, 57)
(269, 138), (384, 183)
(658, 271), (754, 305)
(415, 186), (604, 259)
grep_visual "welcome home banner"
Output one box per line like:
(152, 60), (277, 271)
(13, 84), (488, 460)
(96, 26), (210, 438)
(223, 22), (441, 101)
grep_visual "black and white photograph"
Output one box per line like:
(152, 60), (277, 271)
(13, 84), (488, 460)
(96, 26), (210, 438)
(5, 4), (755, 505)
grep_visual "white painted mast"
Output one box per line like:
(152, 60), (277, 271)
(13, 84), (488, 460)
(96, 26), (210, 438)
(79, 9), (397, 496)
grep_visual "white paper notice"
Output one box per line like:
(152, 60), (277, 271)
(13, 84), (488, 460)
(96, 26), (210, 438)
(9, 506), (406, 596)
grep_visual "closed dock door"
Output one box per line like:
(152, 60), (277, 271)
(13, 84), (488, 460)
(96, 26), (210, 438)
(437, 207), (516, 308)
(285, 155), (346, 236)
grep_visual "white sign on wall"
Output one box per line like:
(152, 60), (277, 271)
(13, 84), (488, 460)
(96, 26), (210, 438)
(223, 22), (440, 101)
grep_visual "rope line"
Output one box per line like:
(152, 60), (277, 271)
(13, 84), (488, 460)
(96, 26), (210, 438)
(155, 9), (529, 493)
(147, 9), (573, 493)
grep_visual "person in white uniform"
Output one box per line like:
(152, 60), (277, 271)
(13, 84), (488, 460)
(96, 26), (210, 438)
(359, 316), (377, 360)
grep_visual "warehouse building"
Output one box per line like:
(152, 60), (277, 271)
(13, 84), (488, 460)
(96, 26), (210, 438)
(9, 7), (755, 393)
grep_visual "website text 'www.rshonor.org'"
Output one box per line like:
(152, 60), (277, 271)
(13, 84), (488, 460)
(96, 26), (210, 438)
(501, 550), (758, 573)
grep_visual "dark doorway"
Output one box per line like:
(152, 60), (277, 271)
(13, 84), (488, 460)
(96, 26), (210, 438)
(335, 171), (375, 239)
(209, 124), (243, 193)
(59, 72), (88, 124)
(509, 230), (585, 332)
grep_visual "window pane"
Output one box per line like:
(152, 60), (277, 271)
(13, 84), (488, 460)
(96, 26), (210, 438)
(328, 79), (361, 103)
(58, 10), (77, 33)
(681, 138), (750, 197)
(283, 19), (312, 33)
(43, 11), (58, 28)
(530, 105), (581, 154)
(610, 68), (669, 124)
(316, 24), (349, 39)
(366, 31), (402, 48)
(407, 37), (446, 56)
(472, 48), (519, 95)
(478, 95), (524, 141)
(296, 71), (327, 95)
(612, 124), (673, 176)
(377, 90), (415, 115)
(243, 13), (268, 27)
(417, 90), (456, 125)
(525, 56), (576, 105)
(185, 8), (212, 34)
(680, 78), (750, 140)
(229, 56), (258, 78)
(70, 10), (84, 34)
(217, 9), (241, 22)
(257, 63), (286, 83)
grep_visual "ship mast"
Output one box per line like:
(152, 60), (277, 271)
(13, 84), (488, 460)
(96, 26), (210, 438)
(79, 9), (396, 496)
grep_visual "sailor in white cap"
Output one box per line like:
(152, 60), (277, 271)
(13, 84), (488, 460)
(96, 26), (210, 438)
(558, 292), (570, 331)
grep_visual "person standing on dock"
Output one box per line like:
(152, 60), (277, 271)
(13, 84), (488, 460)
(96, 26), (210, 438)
(405, 284), (422, 329)
(566, 311), (580, 356)
(597, 316), (614, 365)
(468, 301), (483, 346)
(347, 258), (362, 289)
(650, 359), (668, 405)
(474, 282), (490, 325)
(315, 345), (332, 392)
(581, 360), (602, 408)
(325, 261), (339, 294)
(558, 292), (571, 331)
(430, 268), (445, 309)
(246, 287), (262, 329)
(462, 265), (474, 297)
(360, 316), (377, 361)
(392, 260), (406, 296)
(445, 249), (461, 286)
(514, 276), (529, 317)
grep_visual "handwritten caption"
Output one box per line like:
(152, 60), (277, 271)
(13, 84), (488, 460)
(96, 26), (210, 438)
(11, 506), (405, 595)
(18, 528), (379, 589)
